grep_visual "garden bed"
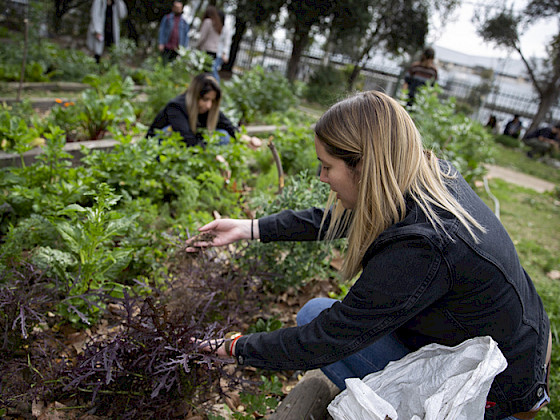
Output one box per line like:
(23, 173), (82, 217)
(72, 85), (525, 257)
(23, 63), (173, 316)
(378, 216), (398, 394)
(0, 125), (279, 169)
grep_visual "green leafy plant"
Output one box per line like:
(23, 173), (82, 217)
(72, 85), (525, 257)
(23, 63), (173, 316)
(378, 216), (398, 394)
(304, 65), (347, 107)
(223, 66), (299, 124)
(247, 317), (283, 333)
(407, 84), (495, 184)
(230, 375), (284, 420)
(33, 183), (137, 325)
(0, 108), (42, 158)
(494, 133), (523, 149)
(44, 69), (136, 142)
(247, 170), (335, 292)
(0, 38), (97, 82)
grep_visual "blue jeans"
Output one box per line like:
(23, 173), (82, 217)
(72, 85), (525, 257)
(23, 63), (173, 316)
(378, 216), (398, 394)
(296, 297), (547, 420)
(296, 297), (410, 390)
(216, 128), (230, 145)
(212, 56), (223, 83)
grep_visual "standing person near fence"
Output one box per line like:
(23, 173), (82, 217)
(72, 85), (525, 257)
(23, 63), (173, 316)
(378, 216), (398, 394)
(158, 1), (190, 64)
(87, 0), (127, 64)
(195, 6), (221, 63)
(212, 9), (231, 82)
(403, 47), (438, 105)
(191, 90), (551, 420)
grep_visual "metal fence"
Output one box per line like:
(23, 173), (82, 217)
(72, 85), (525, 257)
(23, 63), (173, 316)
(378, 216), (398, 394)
(234, 36), (560, 130)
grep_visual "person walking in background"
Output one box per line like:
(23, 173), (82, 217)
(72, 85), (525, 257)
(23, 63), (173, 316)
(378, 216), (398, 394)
(147, 73), (262, 148)
(87, 0), (127, 64)
(403, 47), (438, 105)
(523, 123), (560, 158)
(212, 9), (231, 82)
(196, 6), (222, 61)
(503, 114), (523, 139)
(158, 1), (190, 64)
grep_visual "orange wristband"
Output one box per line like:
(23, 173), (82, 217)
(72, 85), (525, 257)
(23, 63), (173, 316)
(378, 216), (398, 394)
(229, 335), (243, 356)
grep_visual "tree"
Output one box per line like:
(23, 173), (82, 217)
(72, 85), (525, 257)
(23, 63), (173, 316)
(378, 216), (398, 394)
(477, 1), (560, 134)
(51, 0), (89, 33)
(339, 0), (459, 91)
(284, 0), (337, 82)
(221, 0), (285, 73)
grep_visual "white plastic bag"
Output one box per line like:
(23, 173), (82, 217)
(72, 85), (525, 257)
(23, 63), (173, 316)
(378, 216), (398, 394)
(328, 336), (507, 420)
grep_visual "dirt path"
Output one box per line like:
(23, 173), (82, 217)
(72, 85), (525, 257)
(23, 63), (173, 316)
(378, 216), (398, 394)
(485, 164), (556, 193)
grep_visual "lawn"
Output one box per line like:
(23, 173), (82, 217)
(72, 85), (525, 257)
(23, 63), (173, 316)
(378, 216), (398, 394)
(476, 166), (559, 419)
(491, 143), (560, 185)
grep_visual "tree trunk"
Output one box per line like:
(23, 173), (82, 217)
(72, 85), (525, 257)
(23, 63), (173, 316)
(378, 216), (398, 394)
(287, 26), (310, 82)
(347, 63), (362, 91)
(344, 29), (379, 91)
(524, 82), (560, 136)
(221, 18), (247, 72)
(53, 0), (88, 34)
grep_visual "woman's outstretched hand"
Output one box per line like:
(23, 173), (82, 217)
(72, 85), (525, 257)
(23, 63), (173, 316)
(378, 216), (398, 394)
(185, 219), (257, 251)
(195, 338), (231, 359)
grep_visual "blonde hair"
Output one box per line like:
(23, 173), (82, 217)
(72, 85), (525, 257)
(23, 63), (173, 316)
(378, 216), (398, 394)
(315, 91), (485, 280)
(185, 73), (221, 134)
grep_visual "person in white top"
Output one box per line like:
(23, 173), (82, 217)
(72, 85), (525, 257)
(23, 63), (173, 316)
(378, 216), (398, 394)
(213, 9), (232, 82)
(196, 6), (221, 60)
(86, 0), (127, 63)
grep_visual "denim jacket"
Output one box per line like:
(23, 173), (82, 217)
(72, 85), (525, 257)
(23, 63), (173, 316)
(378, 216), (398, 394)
(158, 13), (189, 48)
(234, 162), (549, 420)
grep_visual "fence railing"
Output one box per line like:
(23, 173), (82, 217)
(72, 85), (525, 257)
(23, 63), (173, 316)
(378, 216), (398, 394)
(234, 37), (560, 127)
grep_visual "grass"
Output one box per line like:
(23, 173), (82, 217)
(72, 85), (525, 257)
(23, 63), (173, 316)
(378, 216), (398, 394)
(476, 176), (560, 419)
(491, 143), (560, 185)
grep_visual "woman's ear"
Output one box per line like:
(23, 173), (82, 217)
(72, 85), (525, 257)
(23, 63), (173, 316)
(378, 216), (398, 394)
(354, 159), (363, 180)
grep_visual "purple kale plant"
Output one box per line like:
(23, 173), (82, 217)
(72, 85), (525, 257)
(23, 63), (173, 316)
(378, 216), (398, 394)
(61, 244), (261, 418)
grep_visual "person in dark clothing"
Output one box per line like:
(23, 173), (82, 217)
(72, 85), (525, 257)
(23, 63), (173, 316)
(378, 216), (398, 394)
(147, 73), (261, 148)
(503, 114), (523, 139)
(486, 115), (499, 134)
(403, 47), (438, 105)
(190, 91), (551, 420)
(158, 1), (190, 64)
(523, 124), (560, 158)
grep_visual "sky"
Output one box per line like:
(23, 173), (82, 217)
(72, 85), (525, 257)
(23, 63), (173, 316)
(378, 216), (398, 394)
(429, 0), (558, 58)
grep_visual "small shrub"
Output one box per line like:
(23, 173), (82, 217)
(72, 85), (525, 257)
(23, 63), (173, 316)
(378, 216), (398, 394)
(494, 134), (522, 149)
(223, 66), (298, 124)
(408, 84), (495, 184)
(304, 65), (347, 107)
(246, 170), (335, 292)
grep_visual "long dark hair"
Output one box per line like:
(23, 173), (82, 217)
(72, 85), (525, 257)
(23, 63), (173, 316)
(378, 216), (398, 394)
(203, 5), (223, 34)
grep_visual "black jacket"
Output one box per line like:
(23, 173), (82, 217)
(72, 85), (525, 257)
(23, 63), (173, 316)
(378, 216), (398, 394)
(235, 162), (549, 420)
(146, 93), (238, 146)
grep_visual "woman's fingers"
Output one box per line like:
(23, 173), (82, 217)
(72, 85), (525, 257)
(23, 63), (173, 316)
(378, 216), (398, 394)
(193, 337), (231, 359)
(184, 219), (249, 252)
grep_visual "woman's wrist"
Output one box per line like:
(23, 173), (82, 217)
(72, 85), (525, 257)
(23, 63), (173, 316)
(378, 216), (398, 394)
(229, 335), (243, 356)
(248, 219), (259, 240)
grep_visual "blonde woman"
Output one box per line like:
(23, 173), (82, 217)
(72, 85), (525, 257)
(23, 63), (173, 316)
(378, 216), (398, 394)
(147, 73), (236, 146)
(191, 91), (550, 420)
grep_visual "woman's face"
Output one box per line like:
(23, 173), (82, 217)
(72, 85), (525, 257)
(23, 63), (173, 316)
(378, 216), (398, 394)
(315, 136), (360, 209)
(198, 90), (217, 114)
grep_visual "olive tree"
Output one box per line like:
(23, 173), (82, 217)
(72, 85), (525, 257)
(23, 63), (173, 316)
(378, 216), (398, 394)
(477, 1), (560, 133)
